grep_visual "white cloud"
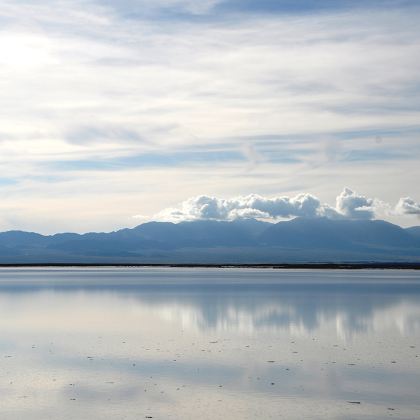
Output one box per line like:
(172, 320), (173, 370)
(1, 3), (420, 160)
(0, 1), (419, 232)
(98, 0), (224, 16)
(150, 188), (418, 223)
(146, 0), (224, 14)
(150, 188), (371, 222)
(395, 197), (420, 215)
(335, 187), (375, 220)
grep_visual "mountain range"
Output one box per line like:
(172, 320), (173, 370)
(0, 217), (420, 263)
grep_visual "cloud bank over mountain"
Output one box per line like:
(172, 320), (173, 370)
(335, 188), (375, 220)
(148, 188), (417, 223)
(154, 192), (327, 221)
(396, 197), (420, 215)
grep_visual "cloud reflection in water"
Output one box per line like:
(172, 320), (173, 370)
(0, 268), (419, 419)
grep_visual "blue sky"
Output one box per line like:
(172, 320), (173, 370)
(0, 0), (419, 232)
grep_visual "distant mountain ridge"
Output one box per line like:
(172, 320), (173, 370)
(0, 217), (419, 263)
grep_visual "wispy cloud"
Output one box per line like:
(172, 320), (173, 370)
(0, 1), (419, 232)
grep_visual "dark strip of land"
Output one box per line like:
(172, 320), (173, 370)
(0, 263), (419, 269)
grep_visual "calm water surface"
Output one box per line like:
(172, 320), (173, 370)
(0, 268), (419, 419)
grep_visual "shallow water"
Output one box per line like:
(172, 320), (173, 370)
(0, 268), (419, 419)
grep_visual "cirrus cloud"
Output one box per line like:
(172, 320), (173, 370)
(0, 1), (419, 233)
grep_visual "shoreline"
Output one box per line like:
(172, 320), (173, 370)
(0, 263), (419, 269)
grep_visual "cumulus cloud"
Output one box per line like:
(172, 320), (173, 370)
(152, 192), (333, 222)
(395, 197), (420, 215)
(146, 188), (403, 223)
(335, 187), (375, 220)
(150, 189), (352, 222)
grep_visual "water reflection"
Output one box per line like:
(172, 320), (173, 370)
(1, 268), (419, 338)
(0, 268), (419, 419)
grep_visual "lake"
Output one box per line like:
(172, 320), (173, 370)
(0, 268), (419, 419)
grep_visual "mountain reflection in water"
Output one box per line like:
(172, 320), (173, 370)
(0, 268), (419, 420)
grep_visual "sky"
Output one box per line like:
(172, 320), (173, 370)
(0, 0), (420, 233)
